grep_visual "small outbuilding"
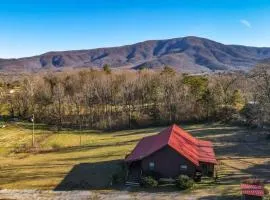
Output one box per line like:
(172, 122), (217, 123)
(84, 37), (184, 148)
(241, 183), (265, 200)
(125, 124), (217, 183)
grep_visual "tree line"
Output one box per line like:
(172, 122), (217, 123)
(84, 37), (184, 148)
(0, 64), (270, 130)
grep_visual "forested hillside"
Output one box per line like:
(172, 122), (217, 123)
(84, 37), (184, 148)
(1, 36), (270, 73)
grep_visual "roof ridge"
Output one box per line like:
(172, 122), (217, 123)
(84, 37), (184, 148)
(125, 124), (217, 165)
(167, 124), (200, 166)
(167, 125), (175, 145)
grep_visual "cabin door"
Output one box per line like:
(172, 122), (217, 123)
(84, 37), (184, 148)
(201, 163), (208, 176)
(200, 163), (214, 177)
(129, 161), (142, 179)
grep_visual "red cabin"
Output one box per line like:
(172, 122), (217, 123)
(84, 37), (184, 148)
(125, 124), (217, 183)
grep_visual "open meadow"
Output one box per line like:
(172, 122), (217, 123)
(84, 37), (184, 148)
(0, 122), (269, 199)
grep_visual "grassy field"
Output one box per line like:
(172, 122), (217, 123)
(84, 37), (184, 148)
(0, 122), (269, 199)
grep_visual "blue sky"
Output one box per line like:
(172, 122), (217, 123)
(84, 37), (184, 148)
(1, 0), (270, 58)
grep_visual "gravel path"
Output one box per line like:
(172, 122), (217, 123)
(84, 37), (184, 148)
(0, 189), (206, 200)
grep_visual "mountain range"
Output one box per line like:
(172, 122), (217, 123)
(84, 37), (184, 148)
(1, 36), (270, 73)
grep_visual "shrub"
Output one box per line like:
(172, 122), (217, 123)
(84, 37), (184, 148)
(241, 104), (260, 127)
(176, 175), (194, 190)
(264, 187), (269, 195)
(103, 64), (111, 74)
(14, 143), (34, 153)
(216, 105), (238, 122)
(264, 196), (270, 200)
(51, 143), (61, 150)
(141, 176), (158, 188)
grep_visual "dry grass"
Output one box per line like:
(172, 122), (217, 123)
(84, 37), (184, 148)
(0, 122), (269, 199)
(0, 123), (161, 189)
(0, 103), (9, 116)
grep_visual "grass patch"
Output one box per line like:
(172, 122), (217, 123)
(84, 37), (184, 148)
(0, 122), (269, 198)
(0, 103), (10, 115)
(0, 123), (162, 189)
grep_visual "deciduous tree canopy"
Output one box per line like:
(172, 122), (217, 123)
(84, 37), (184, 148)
(1, 64), (269, 130)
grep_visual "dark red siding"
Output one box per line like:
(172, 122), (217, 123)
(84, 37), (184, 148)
(141, 145), (196, 178)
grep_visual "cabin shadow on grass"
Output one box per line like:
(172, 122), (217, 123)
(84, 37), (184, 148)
(54, 159), (124, 191)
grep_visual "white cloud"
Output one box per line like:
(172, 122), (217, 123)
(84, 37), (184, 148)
(240, 19), (251, 28)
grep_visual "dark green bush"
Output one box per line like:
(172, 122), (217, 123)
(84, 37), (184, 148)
(141, 176), (158, 188)
(112, 170), (126, 184)
(176, 175), (194, 190)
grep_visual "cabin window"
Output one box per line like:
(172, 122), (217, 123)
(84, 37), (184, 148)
(180, 165), (187, 170)
(149, 162), (155, 170)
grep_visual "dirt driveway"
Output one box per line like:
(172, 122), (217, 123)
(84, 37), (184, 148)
(0, 189), (240, 200)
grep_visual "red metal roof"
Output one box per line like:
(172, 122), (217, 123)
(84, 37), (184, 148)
(241, 184), (265, 197)
(125, 124), (217, 166)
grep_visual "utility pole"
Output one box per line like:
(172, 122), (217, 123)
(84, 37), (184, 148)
(79, 119), (82, 146)
(31, 114), (35, 147)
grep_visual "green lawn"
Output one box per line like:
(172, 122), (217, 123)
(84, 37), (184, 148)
(0, 123), (162, 189)
(0, 122), (269, 199)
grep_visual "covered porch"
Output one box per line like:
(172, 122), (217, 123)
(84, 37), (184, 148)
(125, 160), (142, 186)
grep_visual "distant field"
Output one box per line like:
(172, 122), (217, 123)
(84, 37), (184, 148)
(0, 122), (269, 199)
(0, 103), (9, 116)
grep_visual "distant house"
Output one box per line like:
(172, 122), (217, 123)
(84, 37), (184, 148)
(125, 124), (217, 184)
(241, 183), (265, 200)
